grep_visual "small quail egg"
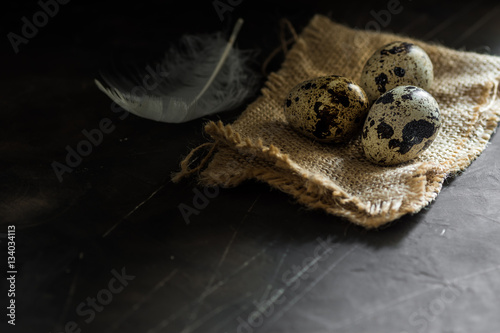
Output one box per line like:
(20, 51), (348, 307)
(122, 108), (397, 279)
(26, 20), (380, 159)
(360, 41), (434, 103)
(361, 85), (441, 165)
(284, 75), (369, 143)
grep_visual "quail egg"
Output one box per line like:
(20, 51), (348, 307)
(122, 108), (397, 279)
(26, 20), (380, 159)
(284, 75), (369, 143)
(360, 41), (434, 103)
(361, 85), (441, 165)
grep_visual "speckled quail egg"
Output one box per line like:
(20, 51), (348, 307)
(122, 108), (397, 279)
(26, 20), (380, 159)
(284, 75), (369, 143)
(360, 41), (434, 103)
(361, 85), (441, 166)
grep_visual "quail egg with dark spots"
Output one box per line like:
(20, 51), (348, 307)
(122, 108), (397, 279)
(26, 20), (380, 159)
(284, 75), (369, 143)
(360, 41), (434, 103)
(361, 85), (441, 166)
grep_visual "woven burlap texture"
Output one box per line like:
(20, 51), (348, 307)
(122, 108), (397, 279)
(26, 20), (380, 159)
(174, 15), (500, 228)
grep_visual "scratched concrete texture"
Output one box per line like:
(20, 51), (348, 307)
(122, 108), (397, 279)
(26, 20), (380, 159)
(1, 0), (500, 332)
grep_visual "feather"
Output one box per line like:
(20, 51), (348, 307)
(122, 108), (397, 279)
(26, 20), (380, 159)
(95, 18), (259, 123)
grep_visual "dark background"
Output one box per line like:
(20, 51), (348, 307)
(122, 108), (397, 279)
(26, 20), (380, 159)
(1, 0), (500, 332)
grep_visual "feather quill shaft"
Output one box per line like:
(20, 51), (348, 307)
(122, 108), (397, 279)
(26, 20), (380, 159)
(191, 18), (243, 106)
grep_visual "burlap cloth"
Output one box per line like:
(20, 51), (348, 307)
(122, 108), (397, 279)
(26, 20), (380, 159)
(174, 15), (500, 228)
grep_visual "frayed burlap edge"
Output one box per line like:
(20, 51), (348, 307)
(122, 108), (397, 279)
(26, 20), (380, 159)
(202, 122), (448, 228)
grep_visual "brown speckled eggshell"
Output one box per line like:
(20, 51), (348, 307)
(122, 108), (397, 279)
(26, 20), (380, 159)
(361, 86), (441, 166)
(284, 75), (369, 143)
(360, 41), (434, 104)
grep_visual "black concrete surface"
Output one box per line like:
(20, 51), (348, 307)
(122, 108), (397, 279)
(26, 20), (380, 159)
(1, 1), (500, 332)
